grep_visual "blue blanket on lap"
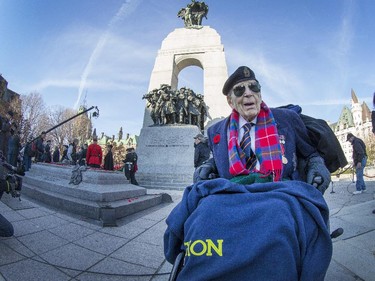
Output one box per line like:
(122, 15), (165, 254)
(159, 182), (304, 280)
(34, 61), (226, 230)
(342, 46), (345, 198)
(164, 178), (332, 281)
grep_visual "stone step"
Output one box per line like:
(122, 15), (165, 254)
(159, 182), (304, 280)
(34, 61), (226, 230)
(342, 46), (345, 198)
(28, 163), (128, 185)
(24, 175), (147, 202)
(21, 163), (172, 226)
(22, 183), (165, 226)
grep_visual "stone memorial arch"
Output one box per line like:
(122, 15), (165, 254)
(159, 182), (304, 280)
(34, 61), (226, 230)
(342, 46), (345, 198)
(137, 1), (230, 189)
(142, 26), (229, 128)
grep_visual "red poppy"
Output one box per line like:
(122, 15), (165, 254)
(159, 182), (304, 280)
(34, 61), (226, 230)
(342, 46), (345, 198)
(213, 134), (220, 144)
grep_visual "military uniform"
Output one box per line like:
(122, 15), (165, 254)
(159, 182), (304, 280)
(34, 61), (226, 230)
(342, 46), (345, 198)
(123, 150), (139, 185)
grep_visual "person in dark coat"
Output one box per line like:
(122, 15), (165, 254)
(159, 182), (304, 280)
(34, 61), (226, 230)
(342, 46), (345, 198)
(35, 131), (46, 162)
(168, 66), (332, 280)
(23, 136), (33, 171)
(193, 133), (210, 168)
(347, 133), (367, 194)
(0, 111), (13, 161)
(67, 138), (79, 165)
(0, 151), (14, 237)
(104, 145), (114, 170)
(123, 148), (138, 185)
(52, 146), (60, 163)
(60, 145), (69, 162)
(7, 128), (21, 167)
(77, 144), (87, 166)
(195, 66), (330, 192)
(43, 140), (52, 163)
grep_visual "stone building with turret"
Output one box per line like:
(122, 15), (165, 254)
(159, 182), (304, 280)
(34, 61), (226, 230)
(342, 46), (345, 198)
(330, 89), (372, 165)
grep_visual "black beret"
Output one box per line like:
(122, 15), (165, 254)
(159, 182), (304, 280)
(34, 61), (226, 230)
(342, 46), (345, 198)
(222, 66), (257, 95)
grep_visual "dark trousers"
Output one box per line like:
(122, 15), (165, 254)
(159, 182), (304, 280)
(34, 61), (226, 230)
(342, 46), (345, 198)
(125, 165), (138, 185)
(0, 213), (13, 237)
(23, 156), (32, 171)
(0, 192), (14, 237)
(129, 172), (139, 185)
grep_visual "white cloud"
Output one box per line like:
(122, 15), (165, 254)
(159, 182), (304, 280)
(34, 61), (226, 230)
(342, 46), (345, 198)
(29, 79), (80, 92)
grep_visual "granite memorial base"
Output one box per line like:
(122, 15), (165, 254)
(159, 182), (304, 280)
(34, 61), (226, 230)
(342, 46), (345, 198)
(136, 125), (201, 189)
(22, 163), (171, 226)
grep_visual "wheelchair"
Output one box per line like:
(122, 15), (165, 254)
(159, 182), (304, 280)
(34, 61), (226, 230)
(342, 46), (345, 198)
(165, 176), (344, 281)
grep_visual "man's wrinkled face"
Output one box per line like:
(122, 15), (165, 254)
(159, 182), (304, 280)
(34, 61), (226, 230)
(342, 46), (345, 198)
(227, 79), (262, 122)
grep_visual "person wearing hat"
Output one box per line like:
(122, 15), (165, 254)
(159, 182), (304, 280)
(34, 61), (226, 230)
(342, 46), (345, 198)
(347, 133), (367, 194)
(123, 147), (139, 185)
(193, 133), (210, 168)
(104, 144), (114, 170)
(195, 66), (330, 190)
(86, 137), (102, 168)
(165, 66), (333, 280)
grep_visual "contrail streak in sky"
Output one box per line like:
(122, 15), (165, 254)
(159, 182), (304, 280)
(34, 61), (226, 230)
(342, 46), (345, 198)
(74, 0), (142, 109)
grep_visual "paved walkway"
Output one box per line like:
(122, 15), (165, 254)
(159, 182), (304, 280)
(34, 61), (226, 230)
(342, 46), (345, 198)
(0, 179), (374, 281)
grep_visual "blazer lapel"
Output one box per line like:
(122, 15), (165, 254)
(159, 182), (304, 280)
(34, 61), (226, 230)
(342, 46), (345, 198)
(212, 117), (231, 179)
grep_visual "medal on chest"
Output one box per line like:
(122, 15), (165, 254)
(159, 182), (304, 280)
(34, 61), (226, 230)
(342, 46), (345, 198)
(279, 135), (288, 164)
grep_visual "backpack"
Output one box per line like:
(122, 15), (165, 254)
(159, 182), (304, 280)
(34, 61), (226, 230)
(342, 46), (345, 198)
(280, 104), (348, 173)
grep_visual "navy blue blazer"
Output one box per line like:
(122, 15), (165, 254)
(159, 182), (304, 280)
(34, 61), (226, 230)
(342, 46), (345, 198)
(207, 107), (318, 180)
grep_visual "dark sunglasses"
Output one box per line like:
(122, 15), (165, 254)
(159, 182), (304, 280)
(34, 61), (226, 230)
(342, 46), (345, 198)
(233, 82), (261, 97)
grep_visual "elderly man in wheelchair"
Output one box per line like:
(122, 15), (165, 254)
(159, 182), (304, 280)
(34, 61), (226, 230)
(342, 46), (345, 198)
(164, 66), (344, 281)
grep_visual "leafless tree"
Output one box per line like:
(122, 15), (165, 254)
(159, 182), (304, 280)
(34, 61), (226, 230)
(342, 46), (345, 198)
(73, 106), (93, 146)
(19, 92), (48, 143)
(45, 106), (93, 151)
(45, 106), (75, 149)
(17, 93), (94, 154)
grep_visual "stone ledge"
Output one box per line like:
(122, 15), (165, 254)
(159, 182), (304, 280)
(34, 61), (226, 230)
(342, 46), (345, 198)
(23, 175), (146, 202)
(22, 164), (172, 226)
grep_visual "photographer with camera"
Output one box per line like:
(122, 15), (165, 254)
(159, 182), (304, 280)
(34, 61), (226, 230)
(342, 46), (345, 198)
(0, 151), (14, 237)
(0, 150), (24, 237)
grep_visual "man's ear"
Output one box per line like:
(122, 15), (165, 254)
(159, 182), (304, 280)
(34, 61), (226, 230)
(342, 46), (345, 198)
(226, 95), (234, 109)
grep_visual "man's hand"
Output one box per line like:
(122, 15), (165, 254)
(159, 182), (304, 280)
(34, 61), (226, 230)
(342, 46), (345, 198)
(193, 158), (218, 183)
(356, 162), (362, 169)
(306, 156), (331, 194)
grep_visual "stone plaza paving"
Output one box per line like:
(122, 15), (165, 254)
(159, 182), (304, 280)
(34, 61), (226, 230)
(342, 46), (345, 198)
(0, 178), (374, 281)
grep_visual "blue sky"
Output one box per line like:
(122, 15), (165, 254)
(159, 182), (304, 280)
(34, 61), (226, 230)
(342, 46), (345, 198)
(1, 0), (374, 137)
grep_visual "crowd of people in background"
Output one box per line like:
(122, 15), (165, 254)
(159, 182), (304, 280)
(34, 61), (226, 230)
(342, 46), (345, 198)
(0, 111), (138, 177)
(0, 110), (21, 168)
